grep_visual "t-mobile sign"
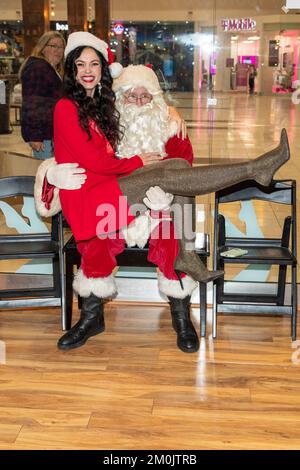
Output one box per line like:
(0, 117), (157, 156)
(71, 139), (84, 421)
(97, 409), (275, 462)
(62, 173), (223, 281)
(221, 18), (257, 32)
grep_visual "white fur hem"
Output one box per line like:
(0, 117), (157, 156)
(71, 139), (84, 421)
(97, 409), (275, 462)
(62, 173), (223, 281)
(122, 211), (151, 249)
(34, 158), (62, 217)
(157, 270), (197, 299)
(73, 269), (117, 299)
(167, 119), (179, 138)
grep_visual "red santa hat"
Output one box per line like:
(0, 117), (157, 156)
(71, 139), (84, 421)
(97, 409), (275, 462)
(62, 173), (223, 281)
(113, 64), (162, 95)
(64, 31), (123, 78)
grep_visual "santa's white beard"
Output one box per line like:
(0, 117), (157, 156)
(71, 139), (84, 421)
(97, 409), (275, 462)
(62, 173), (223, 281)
(116, 95), (170, 158)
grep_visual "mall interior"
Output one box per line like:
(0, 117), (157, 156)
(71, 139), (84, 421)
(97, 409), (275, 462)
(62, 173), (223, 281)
(0, 0), (300, 451)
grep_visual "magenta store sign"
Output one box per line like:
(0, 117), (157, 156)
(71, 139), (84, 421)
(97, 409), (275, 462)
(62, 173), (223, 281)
(221, 18), (257, 32)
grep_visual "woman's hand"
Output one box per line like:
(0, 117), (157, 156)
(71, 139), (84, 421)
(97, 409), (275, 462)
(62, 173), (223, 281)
(168, 106), (187, 139)
(139, 152), (164, 166)
(30, 141), (44, 152)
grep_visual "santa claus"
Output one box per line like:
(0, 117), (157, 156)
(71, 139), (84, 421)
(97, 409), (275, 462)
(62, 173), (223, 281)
(35, 64), (201, 353)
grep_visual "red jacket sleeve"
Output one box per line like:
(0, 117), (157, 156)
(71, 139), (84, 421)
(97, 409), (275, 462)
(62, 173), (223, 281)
(164, 135), (194, 166)
(54, 99), (144, 175)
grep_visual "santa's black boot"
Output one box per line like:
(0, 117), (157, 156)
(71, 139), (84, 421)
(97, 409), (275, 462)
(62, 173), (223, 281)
(57, 294), (105, 350)
(168, 295), (199, 353)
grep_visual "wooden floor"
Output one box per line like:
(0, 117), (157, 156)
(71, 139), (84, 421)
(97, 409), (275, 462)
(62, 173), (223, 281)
(0, 302), (300, 450)
(1, 91), (300, 449)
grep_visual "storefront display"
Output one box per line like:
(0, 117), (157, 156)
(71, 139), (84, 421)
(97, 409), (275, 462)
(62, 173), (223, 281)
(109, 21), (195, 92)
(0, 21), (23, 76)
(270, 31), (299, 94)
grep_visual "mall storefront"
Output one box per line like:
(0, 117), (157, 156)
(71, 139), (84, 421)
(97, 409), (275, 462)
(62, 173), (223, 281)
(109, 21), (195, 92)
(197, 16), (300, 95)
(2, 14), (300, 96)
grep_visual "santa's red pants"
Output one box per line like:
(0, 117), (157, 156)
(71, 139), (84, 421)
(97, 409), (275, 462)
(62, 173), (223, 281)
(77, 219), (185, 281)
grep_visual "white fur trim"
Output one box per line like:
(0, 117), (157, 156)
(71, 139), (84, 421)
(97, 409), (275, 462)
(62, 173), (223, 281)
(113, 65), (162, 95)
(122, 211), (151, 249)
(73, 269), (117, 299)
(65, 32), (109, 60)
(157, 270), (197, 299)
(167, 119), (179, 139)
(34, 158), (61, 217)
(109, 62), (123, 78)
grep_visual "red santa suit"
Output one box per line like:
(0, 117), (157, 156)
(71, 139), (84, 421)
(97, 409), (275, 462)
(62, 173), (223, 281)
(35, 98), (197, 300)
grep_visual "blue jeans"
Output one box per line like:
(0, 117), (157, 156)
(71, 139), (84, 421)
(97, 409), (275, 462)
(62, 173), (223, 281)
(32, 140), (53, 160)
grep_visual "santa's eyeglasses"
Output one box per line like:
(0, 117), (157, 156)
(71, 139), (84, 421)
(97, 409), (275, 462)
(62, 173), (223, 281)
(125, 93), (153, 104)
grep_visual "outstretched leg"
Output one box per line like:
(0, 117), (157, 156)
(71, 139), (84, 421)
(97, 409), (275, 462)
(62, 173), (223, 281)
(118, 129), (290, 282)
(119, 129), (289, 199)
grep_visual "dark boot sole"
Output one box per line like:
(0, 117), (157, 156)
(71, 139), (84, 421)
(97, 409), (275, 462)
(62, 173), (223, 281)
(57, 326), (105, 351)
(172, 326), (200, 353)
(177, 340), (200, 353)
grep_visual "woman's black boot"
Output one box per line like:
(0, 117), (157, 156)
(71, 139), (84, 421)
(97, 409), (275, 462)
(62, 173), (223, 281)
(168, 295), (199, 353)
(57, 294), (105, 350)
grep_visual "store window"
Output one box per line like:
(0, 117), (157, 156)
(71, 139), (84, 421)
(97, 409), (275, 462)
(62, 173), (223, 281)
(266, 28), (299, 95)
(110, 21), (195, 91)
(0, 21), (23, 76)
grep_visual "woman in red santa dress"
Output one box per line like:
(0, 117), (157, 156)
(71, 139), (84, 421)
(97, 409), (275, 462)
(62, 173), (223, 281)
(36, 32), (290, 353)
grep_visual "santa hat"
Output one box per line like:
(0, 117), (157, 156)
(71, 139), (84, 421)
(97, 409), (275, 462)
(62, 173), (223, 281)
(64, 31), (123, 78)
(113, 64), (162, 95)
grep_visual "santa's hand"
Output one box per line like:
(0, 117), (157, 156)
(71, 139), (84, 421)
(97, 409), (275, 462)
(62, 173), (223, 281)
(143, 186), (174, 211)
(46, 163), (86, 190)
(168, 106), (187, 139)
(139, 152), (164, 166)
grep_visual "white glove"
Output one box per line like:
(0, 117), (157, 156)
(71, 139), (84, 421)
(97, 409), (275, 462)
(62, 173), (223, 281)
(143, 186), (174, 211)
(47, 163), (86, 190)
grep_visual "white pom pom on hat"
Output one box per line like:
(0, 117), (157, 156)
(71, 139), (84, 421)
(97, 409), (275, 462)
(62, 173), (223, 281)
(64, 31), (123, 79)
(109, 62), (123, 79)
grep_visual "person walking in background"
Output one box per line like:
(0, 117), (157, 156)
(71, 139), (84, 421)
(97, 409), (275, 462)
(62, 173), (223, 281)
(19, 31), (65, 159)
(248, 65), (257, 95)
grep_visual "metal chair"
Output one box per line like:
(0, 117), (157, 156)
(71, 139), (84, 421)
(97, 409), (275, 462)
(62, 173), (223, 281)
(63, 234), (210, 337)
(213, 179), (297, 340)
(0, 176), (66, 327)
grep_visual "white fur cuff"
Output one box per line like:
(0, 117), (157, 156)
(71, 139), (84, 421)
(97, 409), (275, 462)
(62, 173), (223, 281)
(157, 270), (197, 299)
(73, 269), (117, 299)
(122, 211), (151, 249)
(167, 119), (179, 139)
(34, 158), (62, 217)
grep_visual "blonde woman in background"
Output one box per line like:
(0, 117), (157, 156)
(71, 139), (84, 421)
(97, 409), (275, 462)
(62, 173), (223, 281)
(19, 31), (65, 159)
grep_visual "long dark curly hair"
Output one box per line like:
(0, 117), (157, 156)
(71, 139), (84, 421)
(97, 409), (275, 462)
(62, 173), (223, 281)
(63, 46), (122, 149)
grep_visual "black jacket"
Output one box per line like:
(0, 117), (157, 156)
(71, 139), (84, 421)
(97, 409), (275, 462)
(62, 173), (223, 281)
(21, 57), (62, 142)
